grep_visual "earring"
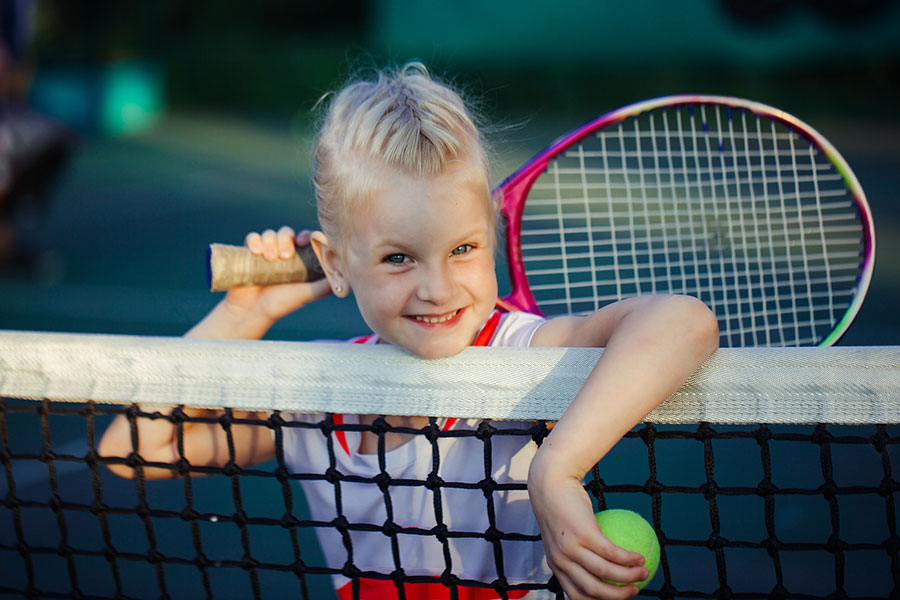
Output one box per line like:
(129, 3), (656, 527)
(334, 285), (343, 294)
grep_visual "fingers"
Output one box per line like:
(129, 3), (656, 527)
(550, 541), (648, 599)
(555, 568), (640, 600)
(245, 226), (299, 261)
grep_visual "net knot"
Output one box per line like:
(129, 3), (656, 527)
(193, 554), (211, 570)
(440, 571), (460, 588)
(175, 457), (192, 476)
(432, 524), (450, 543)
(290, 558), (308, 575)
(714, 584), (734, 600)
(57, 542), (74, 558)
(332, 516), (350, 533)
(48, 495), (63, 512)
(240, 554), (260, 571)
(811, 425), (833, 445)
(491, 576), (511, 595)
(170, 405), (187, 424)
(180, 507), (200, 522)
(584, 477), (604, 496)
(475, 421), (497, 440)
(870, 426), (891, 453)
(217, 411), (234, 429)
(370, 416), (391, 435)
(825, 534), (847, 554)
(267, 412), (286, 428)
(639, 423), (657, 444)
(341, 562), (362, 579)
(752, 425), (773, 444)
(478, 478), (498, 497)
(694, 422), (716, 442)
(39, 448), (56, 463)
(147, 549), (165, 565)
(222, 460), (241, 477)
(232, 510), (248, 527)
(381, 519), (402, 537)
(770, 583), (789, 600)
(136, 503), (152, 519)
(280, 513), (301, 529)
(819, 481), (839, 501)
(700, 480), (719, 500)
(125, 452), (144, 469)
(877, 477), (899, 498)
(425, 472), (444, 490)
(374, 472), (392, 491)
(273, 465), (290, 483)
(764, 535), (784, 555)
(755, 478), (777, 497)
(642, 477), (664, 495)
(483, 526), (502, 542)
(705, 534), (726, 551)
(84, 449), (98, 467)
(885, 535), (900, 555)
(325, 467), (344, 484)
(390, 568), (406, 585)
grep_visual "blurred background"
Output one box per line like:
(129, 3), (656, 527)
(0, 0), (897, 343)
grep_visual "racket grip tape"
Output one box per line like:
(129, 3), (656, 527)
(206, 243), (325, 291)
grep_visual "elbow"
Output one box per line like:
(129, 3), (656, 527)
(665, 294), (719, 359)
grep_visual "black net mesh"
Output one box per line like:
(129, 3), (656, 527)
(1, 397), (898, 599)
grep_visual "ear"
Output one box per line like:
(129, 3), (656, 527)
(310, 231), (350, 297)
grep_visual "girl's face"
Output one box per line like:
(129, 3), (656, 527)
(341, 162), (498, 359)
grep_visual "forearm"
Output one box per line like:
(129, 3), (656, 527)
(533, 295), (718, 479)
(186, 297), (277, 340)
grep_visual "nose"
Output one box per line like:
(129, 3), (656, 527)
(416, 263), (456, 305)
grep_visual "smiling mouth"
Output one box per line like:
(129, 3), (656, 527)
(409, 309), (462, 324)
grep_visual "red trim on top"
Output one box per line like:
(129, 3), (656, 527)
(334, 309), (505, 455)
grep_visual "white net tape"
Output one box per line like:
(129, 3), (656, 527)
(1, 330), (898, 424)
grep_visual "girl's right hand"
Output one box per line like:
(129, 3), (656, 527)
(223, 226), (333, 324)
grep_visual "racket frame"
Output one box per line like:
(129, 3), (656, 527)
(497, 94), (875, 346)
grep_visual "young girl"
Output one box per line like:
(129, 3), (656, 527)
(99, 62), (719, 600)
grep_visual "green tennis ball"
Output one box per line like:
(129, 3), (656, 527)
(594, 509), (660, 589)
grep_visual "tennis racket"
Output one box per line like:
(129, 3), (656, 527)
(207, 95), (875, 347)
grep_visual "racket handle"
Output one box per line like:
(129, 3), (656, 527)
(207, 243), (325, 292)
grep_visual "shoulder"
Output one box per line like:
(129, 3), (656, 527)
(490, 311), (546, 348)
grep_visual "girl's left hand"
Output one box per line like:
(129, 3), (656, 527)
(528, 451), (648, 600)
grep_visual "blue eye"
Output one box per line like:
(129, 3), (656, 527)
(385, 254), (408, 264)
(451, 245), (472, 256)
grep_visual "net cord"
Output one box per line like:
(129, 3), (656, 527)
(1, 330), (898, 425)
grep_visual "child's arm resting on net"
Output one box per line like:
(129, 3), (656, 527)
(99, 227), (331, 479)
(527, 294), (719, 600)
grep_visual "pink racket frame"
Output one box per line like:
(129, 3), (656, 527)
(496, 95), (875, 346)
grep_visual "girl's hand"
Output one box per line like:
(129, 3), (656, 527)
(188, 226), (333, 340)
(529, 449), (649, 600)
(222, 226), (333, 323)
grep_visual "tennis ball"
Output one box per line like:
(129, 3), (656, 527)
(594, 509), (660, 589)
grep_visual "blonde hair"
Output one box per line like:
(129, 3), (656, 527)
(313, 62), (493, 240)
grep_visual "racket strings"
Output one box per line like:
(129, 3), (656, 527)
(518, 103), (865, 347)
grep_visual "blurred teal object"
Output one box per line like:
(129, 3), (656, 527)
(29, 60), (165, 136)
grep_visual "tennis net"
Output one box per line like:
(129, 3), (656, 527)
(1, 331), (898, 599)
